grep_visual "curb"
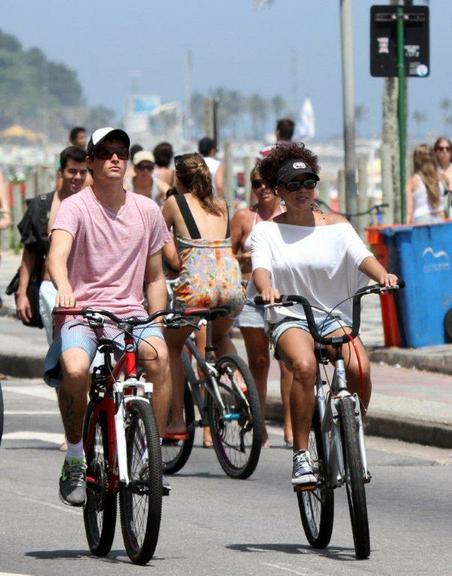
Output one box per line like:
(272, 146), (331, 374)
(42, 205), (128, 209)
(266, 397), (452, 450)
(0, 353), (44, 380)
(369, 346), (452, 376)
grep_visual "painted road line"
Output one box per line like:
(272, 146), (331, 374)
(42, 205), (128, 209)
(2, 431), (64, 445)
(5, 410), (60, 415)
(3, 385), (56, 401)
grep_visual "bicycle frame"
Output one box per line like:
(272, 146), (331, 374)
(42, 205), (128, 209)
(183, 319), (250, 424)
(84, 330), (153, 489)
(315, 353), (369, 489)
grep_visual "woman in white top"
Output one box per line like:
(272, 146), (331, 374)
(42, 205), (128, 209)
(251, 142), (398, 487)
(434, 137), (452, 190)
(231, 166), (292, 448)
(406, 144), (446, 224)
(132, 150), (169, 206)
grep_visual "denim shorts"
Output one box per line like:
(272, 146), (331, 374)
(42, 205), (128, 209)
(44, 318), (164, 388)
(236, 299), (265, 329)
(270, 315), (349, 359)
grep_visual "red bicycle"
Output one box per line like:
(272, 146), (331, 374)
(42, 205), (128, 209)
(54, 306), (176, 565)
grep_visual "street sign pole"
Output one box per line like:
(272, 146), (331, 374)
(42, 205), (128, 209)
(396, 6), (406, 224)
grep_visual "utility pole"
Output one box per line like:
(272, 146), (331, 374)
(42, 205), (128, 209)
(340, 0), (358, 220)
(396, 6), (407, 224)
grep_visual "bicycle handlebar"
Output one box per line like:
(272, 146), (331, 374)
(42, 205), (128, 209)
(316, 199), (389, 219)
(53, 307), (175, 327)
(254, 281), (405, 346)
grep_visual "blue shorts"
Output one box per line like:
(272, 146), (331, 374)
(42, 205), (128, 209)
(44, 319), (164, 388)
(236, 299), (265, 329)
(269, 315), (349, 359)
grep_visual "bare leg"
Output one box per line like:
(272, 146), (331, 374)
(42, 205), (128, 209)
(279, 360), (293, 446)
(241, 327), (271, 446)
(138, 336), (172, 436)
(59, 348), (91, 444)
(164, 326), (193, 434)
(277, 329), (317, 451)
(325, 330), (372, 410)
(212, 316), (236, 357)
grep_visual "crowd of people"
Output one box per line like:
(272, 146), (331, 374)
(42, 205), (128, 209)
(406, 136), (452, 224)
(0, 119), (407, 504)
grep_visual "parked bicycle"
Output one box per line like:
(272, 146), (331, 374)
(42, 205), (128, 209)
(256, 280), (404, 560)
(54, 306), (177, 565)
(161, 305), (263, 479)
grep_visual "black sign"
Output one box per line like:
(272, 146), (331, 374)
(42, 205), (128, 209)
(370, 5), (429, 78)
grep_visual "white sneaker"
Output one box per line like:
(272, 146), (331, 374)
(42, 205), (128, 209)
(292, 450), (317, 487)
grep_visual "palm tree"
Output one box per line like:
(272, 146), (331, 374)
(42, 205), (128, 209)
(247, 93), (267, 139)
(271, 95), (287, 120)
(412, 109), (426, 136)
(355, 104), (369, 137)
(440, 98), (451, 132)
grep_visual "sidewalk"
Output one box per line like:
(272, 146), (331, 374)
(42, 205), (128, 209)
(1, 250), (452, 448)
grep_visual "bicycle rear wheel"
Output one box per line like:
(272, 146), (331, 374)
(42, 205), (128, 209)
(83, 401), (117, 557)
(208, 354), (262, 479)
(119, 399), (162, 565)
(297, 409), (334, 548)
(338, 396), (370, 560)
(162, 352), (195, 475)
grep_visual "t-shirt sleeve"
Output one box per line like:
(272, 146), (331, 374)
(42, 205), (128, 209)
(344, 224), (373, 267)
(148, 206), (171, 256)
(51, 198), (81, 239)
(251, 223), (273, 273)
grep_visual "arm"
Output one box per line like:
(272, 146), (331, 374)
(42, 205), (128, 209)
(253, 267), (280, 303)
(47, 229), (76, 307)
(0, 170), (11, 230)
(358, 256), (398, 287)
(215, 164), (224, 198)
(162, 240), (180, 273)
(16, 248), (35, 322)
(144, 250), (168, 314)
(405, 176), (416, 224)
(230, 211), (244, 255)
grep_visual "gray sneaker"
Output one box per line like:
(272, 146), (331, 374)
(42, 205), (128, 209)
(292, 450), (317, 488)
(59, 457), (87, 506)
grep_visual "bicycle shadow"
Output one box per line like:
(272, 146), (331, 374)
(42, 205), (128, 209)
(227, 543), (360, 562)
(25, 549), (166, 565)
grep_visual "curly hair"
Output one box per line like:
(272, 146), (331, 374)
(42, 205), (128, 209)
(175, 152), (224, 216)
(258, 142), (320, 189)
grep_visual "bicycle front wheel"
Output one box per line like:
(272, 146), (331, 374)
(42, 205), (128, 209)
(208, 354), (262, 479)
(162, 351), (196, 475)
(83, 401), (117, 557)
(119, 399), (162, 565)
(338, 396), (370, 560)
(297, 409), (334, 548)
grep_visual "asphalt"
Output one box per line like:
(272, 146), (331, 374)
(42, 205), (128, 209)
(1, 250), (452, 448)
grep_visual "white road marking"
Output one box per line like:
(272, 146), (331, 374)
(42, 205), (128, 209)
(0, 572), (34, 576)
(262, 563), (323, 576)
(0, 487), (79, 517)
(3, 384), (57, 401)
(2, 431), (64, 445)
(5, 410), (60, 415)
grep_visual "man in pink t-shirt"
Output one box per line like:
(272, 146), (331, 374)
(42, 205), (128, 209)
(45, 127), (171, 506)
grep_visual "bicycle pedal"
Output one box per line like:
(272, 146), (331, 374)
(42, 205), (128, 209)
(293, 483), (318, 493)
(162, 485), (171, 496)
(364, 471), (372, 484)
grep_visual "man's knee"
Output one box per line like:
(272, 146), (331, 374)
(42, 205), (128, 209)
(60, 348), (90, 381)
(140, 338), (169, 373)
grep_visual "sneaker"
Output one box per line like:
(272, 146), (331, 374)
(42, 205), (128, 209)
(162, 474), (171, 496)
(59, 457), (87, 506)
(292, 450), (317, 487)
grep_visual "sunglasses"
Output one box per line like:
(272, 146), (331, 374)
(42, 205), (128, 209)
(135, 163), (154, 172)
(436, 146), (450, 152)
(94, 146), (129, 160)
(251, 179), (264, 189)
(284, 179), (318, 192)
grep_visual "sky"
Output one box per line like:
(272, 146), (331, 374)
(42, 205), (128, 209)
(0, 0), (449, 140)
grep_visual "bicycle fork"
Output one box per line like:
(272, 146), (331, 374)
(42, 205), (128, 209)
(114, 379), (154, 486)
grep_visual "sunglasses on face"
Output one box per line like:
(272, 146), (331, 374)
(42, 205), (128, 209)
(135, 163), (154, 172)
(436, 146), (451, 152)
(284, 179), (318, 192)
(251, 179), (264, 189)
(94, 147), (129, 160)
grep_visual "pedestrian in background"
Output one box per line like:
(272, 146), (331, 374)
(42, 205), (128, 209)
(153, 142), (174, 187)
(132, 150), (169, 205)
(406, 144), (446, 225)
(433, 136), (452, 218)
(231, 165), (293, 447)
(198, 137), (224, 198)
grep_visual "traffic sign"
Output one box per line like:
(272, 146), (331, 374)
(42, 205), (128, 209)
(370, 5), (429, 78)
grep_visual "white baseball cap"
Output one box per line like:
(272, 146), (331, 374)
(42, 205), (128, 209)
(133, 150), (155, 166)
(87, 127), (130, 155)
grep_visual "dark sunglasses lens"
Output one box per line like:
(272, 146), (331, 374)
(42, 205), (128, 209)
(137, 164), (154, 171)
(251, 179), (264, 189)
(96, 147), (129, 160)
(303, 179), (317, 189)
(285, 181), (302, 192)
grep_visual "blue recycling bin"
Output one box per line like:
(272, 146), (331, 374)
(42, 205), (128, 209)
(380, 221), (452, 348)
